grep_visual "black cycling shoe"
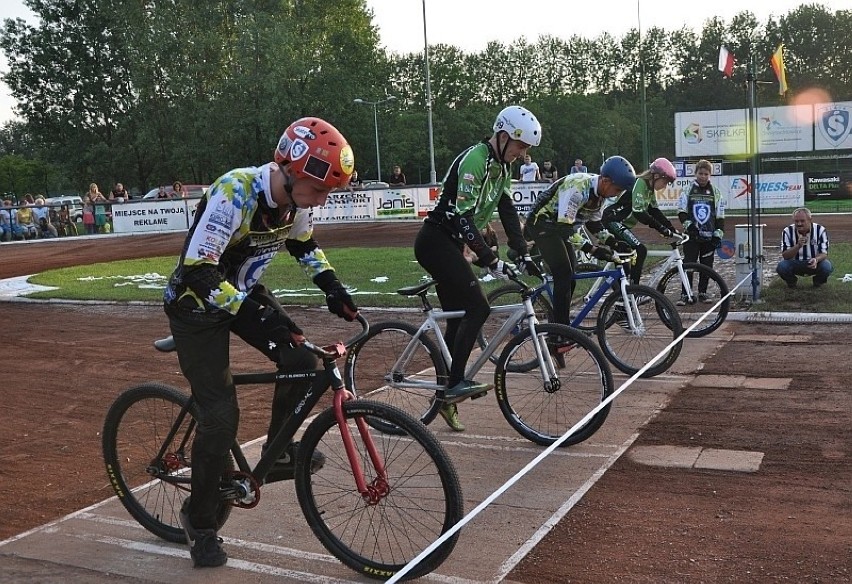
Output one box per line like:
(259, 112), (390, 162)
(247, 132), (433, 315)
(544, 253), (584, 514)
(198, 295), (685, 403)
(546, 336), (575, 369)
(264, 441), (326, 484)
(180, 499), (227, 568)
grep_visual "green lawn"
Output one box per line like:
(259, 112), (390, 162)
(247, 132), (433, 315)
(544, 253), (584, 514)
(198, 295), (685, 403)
(26, 243), (852, 313)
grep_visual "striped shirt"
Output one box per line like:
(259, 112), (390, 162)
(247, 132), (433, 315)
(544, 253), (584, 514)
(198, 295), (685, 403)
(781, 222), (829, 261)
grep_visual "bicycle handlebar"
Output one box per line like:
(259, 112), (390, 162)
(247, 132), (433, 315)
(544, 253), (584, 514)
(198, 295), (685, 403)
(153, 314), (370, 359)
(303, 313), (370, 359)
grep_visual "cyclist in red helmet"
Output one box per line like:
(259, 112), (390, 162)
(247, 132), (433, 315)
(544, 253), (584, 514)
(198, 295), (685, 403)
(600, 157), (679, 285)
(163, 117), (358, 568)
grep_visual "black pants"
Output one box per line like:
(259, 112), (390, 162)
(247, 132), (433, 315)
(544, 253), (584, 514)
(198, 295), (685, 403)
(603, 221), (647, 285)
(683, 238), (716, 293)
(165, 285), (316, 530)
(526, 219), (578, 326)
(414, 222), (489, 388)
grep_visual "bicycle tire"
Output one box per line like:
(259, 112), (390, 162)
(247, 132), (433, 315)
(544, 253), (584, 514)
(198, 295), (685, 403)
(344, 320), (446, 432)
(573, 262), (614, 332)
(102, 383), (233, 543)
(479, 282), (553, 366)
(596, 285), (683, 378)
(494, 323), (614, 446)
(295, 399), (463, 581)
(656, 263), (729, 338)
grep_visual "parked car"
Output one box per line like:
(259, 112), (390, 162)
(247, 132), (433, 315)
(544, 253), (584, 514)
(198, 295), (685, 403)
(44, 195), (84, 222)
(143, 184), (208, 200)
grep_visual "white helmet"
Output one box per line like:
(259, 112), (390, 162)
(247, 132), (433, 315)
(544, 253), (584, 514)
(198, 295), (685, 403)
(493, 106), (542, 147)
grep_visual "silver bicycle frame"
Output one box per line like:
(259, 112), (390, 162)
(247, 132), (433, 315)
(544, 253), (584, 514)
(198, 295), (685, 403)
(385, 293), (557, 392)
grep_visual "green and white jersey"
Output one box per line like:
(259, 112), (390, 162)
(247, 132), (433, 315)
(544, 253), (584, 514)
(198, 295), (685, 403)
(427, 141), (512, 229)
(528, 173), (606, 227)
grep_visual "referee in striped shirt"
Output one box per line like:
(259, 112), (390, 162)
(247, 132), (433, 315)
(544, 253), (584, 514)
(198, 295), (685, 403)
(776, 207), (833, 288)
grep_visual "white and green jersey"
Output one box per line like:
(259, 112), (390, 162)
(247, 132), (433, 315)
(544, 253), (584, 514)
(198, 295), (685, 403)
(528, 173), (606, 228)
(164, 163), (333, 315)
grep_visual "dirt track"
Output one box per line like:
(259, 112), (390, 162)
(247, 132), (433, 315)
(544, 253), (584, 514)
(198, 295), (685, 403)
(0, 217), (850, 582)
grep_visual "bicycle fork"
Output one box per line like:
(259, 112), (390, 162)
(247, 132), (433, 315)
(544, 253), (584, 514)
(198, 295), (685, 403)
(333, 389), (390, 505)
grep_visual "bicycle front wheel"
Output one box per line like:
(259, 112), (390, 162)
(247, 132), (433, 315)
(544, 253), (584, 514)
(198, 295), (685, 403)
(479, 282), (553, 366)
(657, 263), (729, 338)
(596, 285), (683, 378)
(295, 400), (463, 581)
(495, 323), (615, 446)
(344, 320), (446, 431)
(101, 383), (233, 543)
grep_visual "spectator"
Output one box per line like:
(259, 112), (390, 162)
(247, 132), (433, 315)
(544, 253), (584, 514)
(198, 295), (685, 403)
(569, 158), (588, 174)
(170, 181), (185, 198)
(677, 158), (725, 303)
(110, 182), (130, 202)
(541, 160), (559, 181)
(349, 169), (362, 188)
(776, 207), (833, 288)
(16, 194), (38, 239)
(388, 165), (406, 186)
(82, 195), (96, 235)
(93, 190), (109, 233)
(519, 155), (541, 182)
(1, 198), (25, 241)
(33, 196), (58, 238)
(155, 186), (170, 199)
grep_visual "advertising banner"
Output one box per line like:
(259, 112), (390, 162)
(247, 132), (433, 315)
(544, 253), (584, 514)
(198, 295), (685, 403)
(804, 171), (852, 200)
(675, 109), (748, 157)
(112, 200), (191, 233)
(756, 105), (813, 153)
(313, 189), (373, 223)
(814, 101), (852, 150)
(372, 188), (419, 220)
(719, 173), (804, 210)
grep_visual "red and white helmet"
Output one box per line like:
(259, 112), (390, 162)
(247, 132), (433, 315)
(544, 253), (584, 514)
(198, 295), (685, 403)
(649, 157), (677, 182)
(274, 117), (355, 189)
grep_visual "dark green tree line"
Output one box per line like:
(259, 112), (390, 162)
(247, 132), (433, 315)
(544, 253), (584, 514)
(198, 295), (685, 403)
(1, 2), (850, 196)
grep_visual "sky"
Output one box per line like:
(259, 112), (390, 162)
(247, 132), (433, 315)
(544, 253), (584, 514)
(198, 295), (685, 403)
(0, 0), (847, 126)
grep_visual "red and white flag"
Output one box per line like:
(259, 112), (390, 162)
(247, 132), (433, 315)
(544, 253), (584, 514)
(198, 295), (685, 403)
(718, 45), (735, 78)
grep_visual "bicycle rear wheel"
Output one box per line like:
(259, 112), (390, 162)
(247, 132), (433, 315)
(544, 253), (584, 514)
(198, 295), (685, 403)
(344, 320), (445, 431)
(657, 263), (729, 337)
(479, 282), (553, 365)
(495, 323), (615, 446)
(596, 285), (683, 378)
(295, 400), (463, 581)
(101, 383), (233, 543)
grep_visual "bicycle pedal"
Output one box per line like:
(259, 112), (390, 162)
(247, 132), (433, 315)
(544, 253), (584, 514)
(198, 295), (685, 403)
(470, 391), (489, 400)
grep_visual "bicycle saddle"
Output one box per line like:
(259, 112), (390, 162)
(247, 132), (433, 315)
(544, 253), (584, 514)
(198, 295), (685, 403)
(396, 281), (436, 296)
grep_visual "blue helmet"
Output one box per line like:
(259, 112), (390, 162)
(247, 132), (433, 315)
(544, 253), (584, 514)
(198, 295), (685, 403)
(600, 156), (637, 191)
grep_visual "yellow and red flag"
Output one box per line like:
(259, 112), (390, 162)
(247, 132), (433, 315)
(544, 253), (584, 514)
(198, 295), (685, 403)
(770, 43), (788, 95)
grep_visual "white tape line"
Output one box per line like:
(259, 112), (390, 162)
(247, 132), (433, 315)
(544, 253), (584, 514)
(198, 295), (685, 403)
(387, 270), (755, 583)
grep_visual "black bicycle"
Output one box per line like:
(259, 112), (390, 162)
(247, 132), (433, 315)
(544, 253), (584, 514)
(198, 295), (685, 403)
(102, 315), (463, 581)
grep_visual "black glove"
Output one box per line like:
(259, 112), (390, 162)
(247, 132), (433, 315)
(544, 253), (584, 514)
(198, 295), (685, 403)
(236, 299), (303, 348)
(684, 221), (699, 237)
(660, 227), (675, 238)
(711, 236), (722, 249)
(613, 240), (633, 253)
(517, 255), (543, 279)
(489, 259), (519, 280)
(591, 246), (614, 261)
(314, 270), (358, 321)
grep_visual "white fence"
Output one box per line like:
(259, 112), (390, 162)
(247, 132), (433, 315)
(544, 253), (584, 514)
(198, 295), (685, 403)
(110, 177), (804, 235)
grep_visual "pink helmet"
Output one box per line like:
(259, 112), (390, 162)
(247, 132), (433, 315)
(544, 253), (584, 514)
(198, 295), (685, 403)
(649, 157), (677, 182)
